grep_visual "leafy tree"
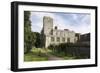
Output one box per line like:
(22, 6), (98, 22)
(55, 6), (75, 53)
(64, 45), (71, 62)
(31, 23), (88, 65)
(24, 11), (32, 54)
(31, 32), (36, 47)
(33, 32), (41, 48)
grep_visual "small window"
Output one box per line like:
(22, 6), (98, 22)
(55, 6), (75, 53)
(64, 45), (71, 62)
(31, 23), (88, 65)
(50, 29), (53, 35)
(57, 37), (60, 42)
(67, 38), (70, 43)
(51, 37), (55, 42)
(62, 37), (65, 42)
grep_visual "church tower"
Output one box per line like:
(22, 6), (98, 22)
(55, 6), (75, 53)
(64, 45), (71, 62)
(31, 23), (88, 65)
(43, 16), (53, 35)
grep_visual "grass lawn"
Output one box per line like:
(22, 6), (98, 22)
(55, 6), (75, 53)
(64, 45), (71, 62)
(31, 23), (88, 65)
(24, 48), (48, 62)
(24, 48), (78, 62)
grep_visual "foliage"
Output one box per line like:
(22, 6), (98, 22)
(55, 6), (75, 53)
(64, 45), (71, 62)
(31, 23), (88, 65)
(48, 43), (90, 59)
(31, 32), (42, 48)
(24, 11), (42, 54)
(31, 32), (36, 47)
(24, 11), (32, 54)
(32, 32), (42, 48)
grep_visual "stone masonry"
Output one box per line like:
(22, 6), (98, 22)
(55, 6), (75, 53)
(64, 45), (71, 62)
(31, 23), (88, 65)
(41, 16), (80, 48)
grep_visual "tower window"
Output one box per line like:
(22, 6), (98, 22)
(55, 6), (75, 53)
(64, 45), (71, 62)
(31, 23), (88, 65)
(50, 29), (53, 35)
(55, 26), (57, 30)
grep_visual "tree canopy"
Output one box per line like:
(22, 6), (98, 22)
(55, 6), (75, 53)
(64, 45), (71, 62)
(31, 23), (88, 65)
(24, 11), (32, 53)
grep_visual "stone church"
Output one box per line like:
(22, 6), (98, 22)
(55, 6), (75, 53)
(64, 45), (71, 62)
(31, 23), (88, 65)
(41, 16), (80, 48)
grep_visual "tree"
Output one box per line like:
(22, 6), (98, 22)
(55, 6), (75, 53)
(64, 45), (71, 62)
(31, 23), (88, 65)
(32, 32), (41, 48)
(31, 32), (36, 47)
(24, 11), (32, 54)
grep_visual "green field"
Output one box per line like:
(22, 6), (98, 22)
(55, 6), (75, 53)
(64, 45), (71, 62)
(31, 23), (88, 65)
(24, 48), (49, 61)
(24, 48), (76, 62)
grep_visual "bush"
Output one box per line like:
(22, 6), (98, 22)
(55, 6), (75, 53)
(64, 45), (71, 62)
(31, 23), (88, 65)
(48, 43), (90, 59)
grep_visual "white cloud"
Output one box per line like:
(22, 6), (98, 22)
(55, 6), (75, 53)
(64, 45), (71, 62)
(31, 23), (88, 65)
(30, 12), (90, 34)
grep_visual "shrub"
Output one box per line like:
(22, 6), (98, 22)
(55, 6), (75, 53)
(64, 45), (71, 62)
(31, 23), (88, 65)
(48, 43), (90, 59)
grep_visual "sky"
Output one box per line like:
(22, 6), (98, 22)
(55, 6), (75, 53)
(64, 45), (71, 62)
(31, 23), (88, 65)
(30, 11), (91, 34)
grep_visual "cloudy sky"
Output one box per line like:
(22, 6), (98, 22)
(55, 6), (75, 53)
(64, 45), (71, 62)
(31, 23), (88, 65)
(30, 11), (90, 34)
